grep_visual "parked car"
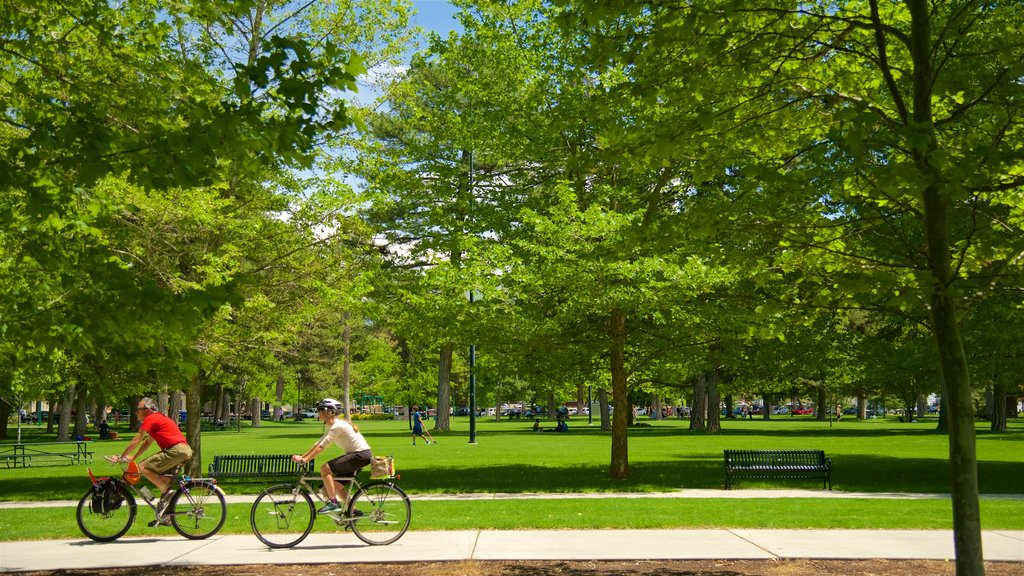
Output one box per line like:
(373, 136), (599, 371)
(300, 409), (318, 418)
(454, 407), (471, 416)
(791, 407), (814, 415)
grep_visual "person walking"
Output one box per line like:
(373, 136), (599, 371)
(411, 405), (436, 445)
(291, 398), (373, 514)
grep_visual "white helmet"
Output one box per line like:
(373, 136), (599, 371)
(315, 398), (342, 414)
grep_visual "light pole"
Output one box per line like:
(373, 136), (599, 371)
(468, 288), (478, 444)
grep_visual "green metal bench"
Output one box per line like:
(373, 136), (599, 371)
(208, 454), (314, 481)
(724, 449), (832, 490)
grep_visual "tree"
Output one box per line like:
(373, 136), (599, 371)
(564, 2), (1024, 573)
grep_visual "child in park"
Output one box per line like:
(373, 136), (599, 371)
(411, 405), (436, 445)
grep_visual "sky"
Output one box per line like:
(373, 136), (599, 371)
(409, 0), (463, 36)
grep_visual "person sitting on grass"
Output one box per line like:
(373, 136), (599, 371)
(533, 418), (542, 432)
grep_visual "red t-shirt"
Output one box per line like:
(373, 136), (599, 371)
(140, 411), (187, 449)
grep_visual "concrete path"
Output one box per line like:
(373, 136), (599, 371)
(1, 529), (1022, 572)
(4, 488), (1023, 509)
(2, 491), (1022, 571)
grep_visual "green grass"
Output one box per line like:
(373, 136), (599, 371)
(1, 415), (1022, 540)
(0, 498), (1022, 541)
(2, 415), (1023, 499)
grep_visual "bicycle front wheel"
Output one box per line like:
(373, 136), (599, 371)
(249, 485), (315, 548)
(170, 481), (227, 539)
(76, 484), (136, 542)
(348, 481), (411, 545)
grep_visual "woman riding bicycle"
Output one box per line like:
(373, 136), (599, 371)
(291, 398), (372, 514)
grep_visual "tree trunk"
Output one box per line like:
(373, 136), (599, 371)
(342, 311), (352, 419)
(609, 308), (629, 479)
(58, 385), (74, 441)
(576, 385), (585, 419)
(816, 387), (827, 421)
(186, 370), (203, 477)
(706, 369), (721, 432)
(250, 397), (261, 428)
(73, 385), (89, 439)
(906, 0), (983, 568)
(93, 393), (106, 427)
(857, 390), (867, 420)
(157, 373), (168, 414)
(690, 374), (707, 431)
(435, 344), (453, 431)
(0, 396), (11, 440)
(991, 381), (1007, 432)
(274, 373), (285, 421)
(724, 393), (734, 419)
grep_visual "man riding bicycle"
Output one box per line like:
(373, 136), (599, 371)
(291, 398), (373, 514)
(118, 397), (193, 516)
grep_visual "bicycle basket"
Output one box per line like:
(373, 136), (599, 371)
(369, 455), (395, 479)
(90, 479), (125, 514)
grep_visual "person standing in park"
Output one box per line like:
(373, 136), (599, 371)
(118, 397), (193, 514)
(411, 405), (436, 445)
(835, 403), (843, 421)
(291, 398), (373, 514)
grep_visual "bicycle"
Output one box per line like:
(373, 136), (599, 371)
(76, 455), (227, 542)
(249, 462), (411, 548)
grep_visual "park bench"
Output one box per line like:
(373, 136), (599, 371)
(0, 441), (93, 468)
(208, 454), (314, 481)
(723, 449), (832, 490)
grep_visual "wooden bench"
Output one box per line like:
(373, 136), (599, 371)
(208, 454), (314, 481)
(0, 441), (93, 468)
(724, 449), (832, 490)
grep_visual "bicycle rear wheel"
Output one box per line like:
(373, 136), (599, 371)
(348, 481), (411, 545)
(76, 485), (136, 542)
(249, 485), (315, 548)
(170, 481), (227, 539)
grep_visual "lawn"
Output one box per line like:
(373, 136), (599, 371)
(2, 415), (1022, 499)
(1, 414), (1022, 539)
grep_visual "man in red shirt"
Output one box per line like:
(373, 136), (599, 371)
(118, 397), (193, 512)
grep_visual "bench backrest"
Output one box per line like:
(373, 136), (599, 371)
(209, 454), (312, 477)
(724, 449), (826, 466)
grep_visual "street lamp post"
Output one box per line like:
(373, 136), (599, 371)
(468, 289), (477, 444)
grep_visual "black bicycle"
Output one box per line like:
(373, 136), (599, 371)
(76, 456), (227, 542)
(249, 463), (411, 548)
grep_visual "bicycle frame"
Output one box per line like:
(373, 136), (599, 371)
(249, 466), (411, 548)
(79, 459), (228, 542)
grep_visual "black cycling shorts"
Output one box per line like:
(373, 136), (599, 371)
(327, 449), (372, 477)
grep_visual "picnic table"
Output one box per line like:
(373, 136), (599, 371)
(0, 441), (94, 468)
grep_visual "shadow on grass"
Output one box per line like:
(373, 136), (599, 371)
(397, 453), (1022, 495)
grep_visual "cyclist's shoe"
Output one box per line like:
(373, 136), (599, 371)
(317, 500), (342, 514)
(148, 515), (173, 528)
(157, 490), (176, 514)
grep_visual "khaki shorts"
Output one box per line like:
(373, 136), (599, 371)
(141, 443), (193, 474)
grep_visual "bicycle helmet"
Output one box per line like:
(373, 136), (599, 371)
(315, 398), (342, 414)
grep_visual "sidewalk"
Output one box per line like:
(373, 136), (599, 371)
(4, 488), (1023, 509)
(1, 529), (1022, 572)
